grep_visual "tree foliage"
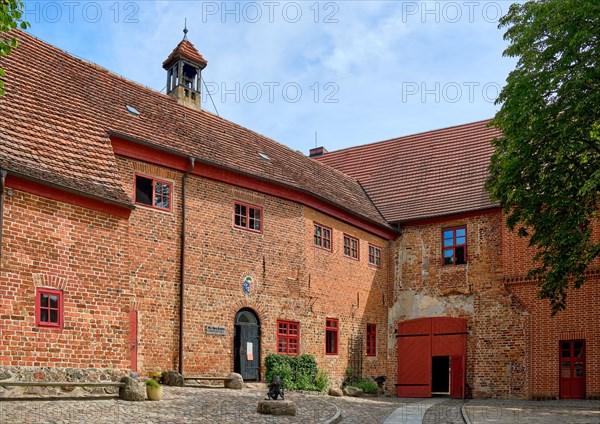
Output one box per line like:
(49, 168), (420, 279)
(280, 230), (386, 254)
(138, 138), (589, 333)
(487, 0), (600, 314)
(0, 0), (29, 95)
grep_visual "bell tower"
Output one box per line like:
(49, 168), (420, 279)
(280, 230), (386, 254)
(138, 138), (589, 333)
(162, 24), (207, 110)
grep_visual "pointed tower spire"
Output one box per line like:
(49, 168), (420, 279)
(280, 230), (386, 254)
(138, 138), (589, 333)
(163, 24), (207, 111)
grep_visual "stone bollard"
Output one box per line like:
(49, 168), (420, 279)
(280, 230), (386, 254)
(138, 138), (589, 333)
(161, 371), (185, 386)
(328, 387), (343, 397)
(343, 386), (363, 397)
(224, 373), (243, 390)
(119, 376), (146, 401)
(257, 399), (297, 416)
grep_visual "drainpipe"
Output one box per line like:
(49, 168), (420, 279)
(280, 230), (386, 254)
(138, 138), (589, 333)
(0, 168), (7, 270)
(179, 157), (195, 375)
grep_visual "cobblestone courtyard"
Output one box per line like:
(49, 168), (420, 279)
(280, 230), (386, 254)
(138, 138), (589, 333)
(0, 386), (598, 423)
(0, 386), (415, 423)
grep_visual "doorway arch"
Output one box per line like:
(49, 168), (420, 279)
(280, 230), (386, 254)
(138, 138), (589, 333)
(234, 308), (260, 381)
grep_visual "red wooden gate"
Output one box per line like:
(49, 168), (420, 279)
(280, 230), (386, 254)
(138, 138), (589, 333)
(559, 340), (585, 399)
(397, 317), (466, 398)
(129, 311), (138, 372)
(397, 318), (431, 397)
(450, 356), (464, 399)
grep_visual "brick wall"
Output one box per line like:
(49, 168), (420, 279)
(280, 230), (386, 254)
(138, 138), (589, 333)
(9, 153), (595, 399)
(503, 220), (600, 399)
(116, 157), (183, 374)
(389, 211), (529, 398)
(116, 156), (390, 382)
(508, 278), (600, 399)
(0, 188), (131, 369)
(302, 208), (389, 382)
(181, 173), (307, 376)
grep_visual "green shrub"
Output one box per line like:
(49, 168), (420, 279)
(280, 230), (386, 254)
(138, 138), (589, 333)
(294, 373), (311, 391)
(351, 379), (379, 394)
(268, 363), (294, 390)
(265, 353), (325, 392)
(294, 354), (318, 381)
(264, 353), (289, 375)
(314, 369), (329, 392)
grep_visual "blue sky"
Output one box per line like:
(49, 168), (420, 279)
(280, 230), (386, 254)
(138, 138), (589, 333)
(22, 1), (517, 154)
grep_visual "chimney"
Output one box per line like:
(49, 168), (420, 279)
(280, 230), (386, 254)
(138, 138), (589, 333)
(309, 147), (328, 158)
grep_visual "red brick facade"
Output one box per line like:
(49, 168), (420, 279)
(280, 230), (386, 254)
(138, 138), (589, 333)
(503, 220), (600, 399)
(113, 156), (390, 380)
(1, 31), (597, 401)
(388, 211), (529, 398)
(0, 189), (131, 369)
(2, 143), (598, 400)
(385, 210), (599, 399)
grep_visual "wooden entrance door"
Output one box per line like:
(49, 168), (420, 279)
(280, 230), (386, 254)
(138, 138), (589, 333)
(129, 311), (138, 372)
(234, 309), (260, 381)
(560, 340), (585, 399)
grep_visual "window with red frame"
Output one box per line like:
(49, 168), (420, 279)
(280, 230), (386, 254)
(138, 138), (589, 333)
(277, 320), (300, 355)
(343, 235), (359, 260)
(36, 288), (63, 328)
(314, 223), (332, 250)
(369, 245), (382, 267)
(135, 175), (172, 211)
(325, 318), (338, 355)
(443, 227), (467, 265)
(234, 202), (262, 232)
(366, 323), (376, 356)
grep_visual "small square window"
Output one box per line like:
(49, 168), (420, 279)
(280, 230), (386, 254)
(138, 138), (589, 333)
(343, 235), (359, 260)
(135, 174), (172, 211)
(369, 245), (382, 267)
(314, 223), (332, 251)
(366, 323), (376, 356)
(233, 202), (262, 233)
(277, 320), (300, 355)
(325, 318), (338, 355)
(443, 227), (467, 265)
(36, 288), (63, 328)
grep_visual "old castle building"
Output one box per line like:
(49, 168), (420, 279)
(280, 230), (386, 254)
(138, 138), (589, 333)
(0, 30), (597, 400)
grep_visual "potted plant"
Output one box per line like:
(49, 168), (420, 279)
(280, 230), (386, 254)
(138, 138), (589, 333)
(150, 371), (162, 383)
(145, 378), (163, 401)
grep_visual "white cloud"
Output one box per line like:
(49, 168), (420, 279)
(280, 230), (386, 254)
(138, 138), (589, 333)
(25, 0), (515, 154)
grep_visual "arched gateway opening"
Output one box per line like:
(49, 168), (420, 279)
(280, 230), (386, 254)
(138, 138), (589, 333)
(234, 308), (260, 381)
(397, 317), (466, 398)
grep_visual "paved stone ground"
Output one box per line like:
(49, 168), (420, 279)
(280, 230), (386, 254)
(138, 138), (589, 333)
(327, 394), (420, 423)
(0, 386), (416, 424)
(422, 399), (466, 424)
(1, 388), (599, 423)
(463, 399), (600, 424)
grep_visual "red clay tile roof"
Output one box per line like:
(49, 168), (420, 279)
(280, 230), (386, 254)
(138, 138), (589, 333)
(0, 36), (131, 206)
(162, 39), (207, 69)
(0, 30), (389, 230)
(316, 121), (501, 223)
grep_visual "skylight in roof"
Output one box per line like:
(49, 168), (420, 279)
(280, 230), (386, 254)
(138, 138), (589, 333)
(258, 152), (270, 161)
(126, 105), (140, 116)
